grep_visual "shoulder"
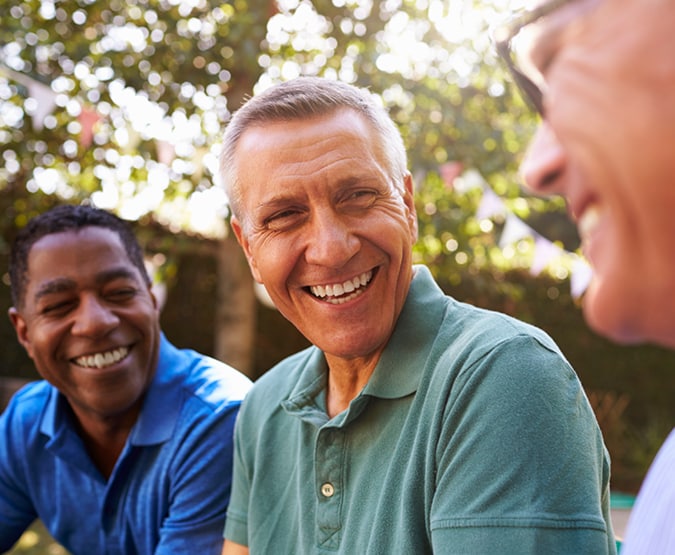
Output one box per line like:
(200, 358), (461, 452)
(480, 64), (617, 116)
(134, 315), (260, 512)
(157, 337), (252, 410)
(0, 381), (51, 425)
(0, 381), (52, 462)
(184, 352), (253, 404)
(237, 346), (320, 421)
(438, 298), (568, 368)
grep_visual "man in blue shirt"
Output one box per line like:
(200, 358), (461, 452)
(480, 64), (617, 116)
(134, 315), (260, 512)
(0, 204), (251, 554)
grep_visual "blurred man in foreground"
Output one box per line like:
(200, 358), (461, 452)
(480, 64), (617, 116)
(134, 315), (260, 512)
(0, 204), (251, 554)
(219, 76), (615, 554)
(496, 0), (675, 551)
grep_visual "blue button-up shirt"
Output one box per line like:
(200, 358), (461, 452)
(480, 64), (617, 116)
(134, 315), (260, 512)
(0, 334), (251, 555)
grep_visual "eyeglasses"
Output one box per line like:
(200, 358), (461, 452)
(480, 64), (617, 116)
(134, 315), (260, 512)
(494, 0), (573, 116)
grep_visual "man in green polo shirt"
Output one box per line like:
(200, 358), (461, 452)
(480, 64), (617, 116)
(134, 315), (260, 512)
(218, 76), (615, 554)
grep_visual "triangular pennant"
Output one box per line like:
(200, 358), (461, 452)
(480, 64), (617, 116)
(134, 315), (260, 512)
(499, 213), (533, 248)
(27, 81), (57, 131)
(476, 188), (506, 220)
(439, 161), (463, 189)
(77, 106), (101, 148)
(570, 257), (593, 299)
(530, 235), (564, 276)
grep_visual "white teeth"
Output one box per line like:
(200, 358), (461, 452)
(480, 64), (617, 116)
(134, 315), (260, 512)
(74, 347), (129, 369)
(310, 270), (373, 302)
(578, 205), (601, 240)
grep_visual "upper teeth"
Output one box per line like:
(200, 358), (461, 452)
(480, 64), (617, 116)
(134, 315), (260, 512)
(74, 347), (129, 369)
(578, 204), (601, 240)
(310, 271), (373, 302)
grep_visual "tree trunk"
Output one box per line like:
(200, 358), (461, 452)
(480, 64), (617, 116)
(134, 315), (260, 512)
(214, 232), (256, 378)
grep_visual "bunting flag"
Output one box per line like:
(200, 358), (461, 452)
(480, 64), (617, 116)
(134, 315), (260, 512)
(439, 161), (464, 189)
(27, 80), (57, 131)
(77, 106), (101, 148)
(156, 140), (176, 165)
(530, 235), (564, 277)
(499, 213), (533, 248)
(570, 257), (593, 299)
(476, 187), (507, 221)
(0, 64), (57, 130)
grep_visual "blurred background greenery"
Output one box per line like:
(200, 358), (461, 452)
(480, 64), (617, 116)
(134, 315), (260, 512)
(2, 0), (673, 552)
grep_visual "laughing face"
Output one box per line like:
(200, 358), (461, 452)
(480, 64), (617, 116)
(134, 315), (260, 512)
(231, 109), (418, 366)
(520, 0), (675, 348)
(9, 226), (161, 426)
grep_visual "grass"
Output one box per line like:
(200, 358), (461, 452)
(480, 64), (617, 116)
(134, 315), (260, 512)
(6, 522), (69, 555)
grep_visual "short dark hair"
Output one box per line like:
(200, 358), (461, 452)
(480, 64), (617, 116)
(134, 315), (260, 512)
(9, 204), (151, 308)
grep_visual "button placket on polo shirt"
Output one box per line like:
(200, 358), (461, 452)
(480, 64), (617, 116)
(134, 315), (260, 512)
(315, 427), (345, 549)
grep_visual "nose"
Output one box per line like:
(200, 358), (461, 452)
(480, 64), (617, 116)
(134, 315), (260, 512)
(304, 209), (360, 268)
(71, 295), (119, 337)
(520, 122), (567, 195)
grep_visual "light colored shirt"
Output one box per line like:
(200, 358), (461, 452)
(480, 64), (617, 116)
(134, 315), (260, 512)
(621, 428), (675, 554)
(224, 265), (615, 554)
(0, 334), (251, 555)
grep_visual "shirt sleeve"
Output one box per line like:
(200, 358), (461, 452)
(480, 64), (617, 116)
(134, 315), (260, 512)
(430, 335), (615, 554)
(154, 401), (242, 555)
(222, 398), (252, 546)
(0, 395), (39, 552)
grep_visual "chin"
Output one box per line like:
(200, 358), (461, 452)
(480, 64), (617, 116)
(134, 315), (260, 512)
(583, 291), (643, 346)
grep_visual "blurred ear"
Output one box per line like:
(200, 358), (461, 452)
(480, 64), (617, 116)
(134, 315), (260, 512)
(402, 172), (418, 241)
(8, 307), (34, 359)
(230, 216), (263, 283)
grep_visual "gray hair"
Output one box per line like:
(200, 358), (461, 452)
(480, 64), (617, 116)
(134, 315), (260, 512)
(220, 77), (408, 221)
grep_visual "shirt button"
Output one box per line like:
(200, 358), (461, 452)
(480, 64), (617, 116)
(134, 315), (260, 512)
(320, 482), (335, 497)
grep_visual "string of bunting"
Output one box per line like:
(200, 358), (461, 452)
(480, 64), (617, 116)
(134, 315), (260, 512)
(2, 63), (592, 300)
(443, 163), (592, 299)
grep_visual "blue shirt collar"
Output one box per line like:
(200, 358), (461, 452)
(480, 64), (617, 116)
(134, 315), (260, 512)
(40, 333), (182, 447)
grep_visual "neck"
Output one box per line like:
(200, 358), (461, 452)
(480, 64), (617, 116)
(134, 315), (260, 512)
(70, 403), (140, 479)
(324, 354), (379, 418)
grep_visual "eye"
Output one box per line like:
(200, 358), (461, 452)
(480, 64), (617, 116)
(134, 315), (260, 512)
(263, 207), (306, 231)
(41, 299), (76, 316)
(342, 188), (378, 209)
(106, 288), (137, 302)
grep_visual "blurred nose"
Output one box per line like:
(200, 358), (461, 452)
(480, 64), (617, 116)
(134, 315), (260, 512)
(304, 209), (360, 268)
(71, 295), (119, 337)
(520, 122), (567, 195)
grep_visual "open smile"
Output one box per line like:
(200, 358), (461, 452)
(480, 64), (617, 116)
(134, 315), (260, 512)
(308, 269), (374, 305)
(72, 346), (130, 369)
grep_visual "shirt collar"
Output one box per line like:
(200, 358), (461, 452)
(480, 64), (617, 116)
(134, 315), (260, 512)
(362, 265), (447, 399)
(130, 333), (183, 445)
(282, 264), (447, 424)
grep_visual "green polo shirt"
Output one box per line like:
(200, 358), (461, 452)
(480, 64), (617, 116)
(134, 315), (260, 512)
(225, 265), (615, 554)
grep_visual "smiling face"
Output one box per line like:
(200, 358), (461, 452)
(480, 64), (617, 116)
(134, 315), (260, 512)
(9, 226), (161, 426)
(519, 0), (675, 348)
(231, 109), (417, 366)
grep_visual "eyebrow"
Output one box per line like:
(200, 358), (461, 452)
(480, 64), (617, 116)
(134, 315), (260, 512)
(33, 267), (141, 302)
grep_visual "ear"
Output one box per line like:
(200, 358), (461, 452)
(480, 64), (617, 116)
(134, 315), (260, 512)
(230, 216), (263, 283)
(8, 307), (34, 360)
(402, 172), (418, 241)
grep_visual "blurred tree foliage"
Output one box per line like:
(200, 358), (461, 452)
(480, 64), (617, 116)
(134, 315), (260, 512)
(0, 0), (558, 265)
